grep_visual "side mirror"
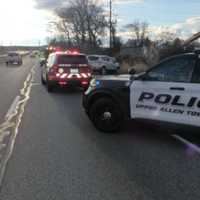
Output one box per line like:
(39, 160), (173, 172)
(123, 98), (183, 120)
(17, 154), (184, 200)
(40, 59), (46, 67)
(128, 67), (136, 75)
(134, 72), (149, 81)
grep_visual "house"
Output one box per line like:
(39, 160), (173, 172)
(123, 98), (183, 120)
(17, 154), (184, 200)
(118, 44), (159, 73)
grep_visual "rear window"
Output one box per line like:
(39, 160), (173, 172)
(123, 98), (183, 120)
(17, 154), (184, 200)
(57, 55), (88, 65)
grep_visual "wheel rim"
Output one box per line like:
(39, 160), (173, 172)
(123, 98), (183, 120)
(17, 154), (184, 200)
(95, 105), (119, 131)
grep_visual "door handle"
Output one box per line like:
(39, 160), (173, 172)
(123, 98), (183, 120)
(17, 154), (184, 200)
(170, 87), (185, 91)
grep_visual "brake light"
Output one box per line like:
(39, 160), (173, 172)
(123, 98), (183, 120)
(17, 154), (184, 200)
(82, 81), (89, 85)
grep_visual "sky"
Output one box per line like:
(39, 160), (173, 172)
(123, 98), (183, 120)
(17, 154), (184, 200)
(0, 0), (200, 46)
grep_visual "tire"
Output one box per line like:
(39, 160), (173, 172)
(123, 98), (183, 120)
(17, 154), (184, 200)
(89, 98), (123, 133)
(101, 67), (107, 75)
(46, 81), (54, 93)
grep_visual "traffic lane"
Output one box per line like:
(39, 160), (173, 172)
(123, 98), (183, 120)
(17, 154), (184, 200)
(0, 86), (155, 200)
(1, 68), (200, 200)
(0, 57), (36, 122)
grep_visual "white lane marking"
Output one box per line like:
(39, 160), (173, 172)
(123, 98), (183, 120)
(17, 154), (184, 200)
(173, 134), (200, 155)
(5, 96), (20, 120)
(0, 131), (10, 143)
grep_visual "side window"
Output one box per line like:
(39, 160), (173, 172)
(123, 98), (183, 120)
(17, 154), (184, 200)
(88, 56), (98, 61)
(51, 55), (56, 66)
(102, 57), (109, 62)
(147, 57), (196, 83)
(47, 56), (51, 67)
(192, 60), (200, 83)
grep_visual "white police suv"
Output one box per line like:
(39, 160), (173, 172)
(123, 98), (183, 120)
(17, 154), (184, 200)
(83, 51), (200, 132)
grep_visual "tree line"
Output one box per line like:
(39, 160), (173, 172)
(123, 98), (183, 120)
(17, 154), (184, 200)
(48, 0), (199, 59)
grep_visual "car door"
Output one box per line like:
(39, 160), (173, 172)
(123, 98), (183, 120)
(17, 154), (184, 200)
(88, 56), (99, 69)
(130, 54), (198, 126)
(101, 56), (111, 69)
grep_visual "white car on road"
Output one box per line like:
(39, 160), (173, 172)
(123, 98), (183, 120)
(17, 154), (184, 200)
(6, 52), (23, 66)
(87, 55), (120, 74)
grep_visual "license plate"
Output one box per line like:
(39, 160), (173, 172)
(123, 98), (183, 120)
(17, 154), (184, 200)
(70, 69), (79, 74)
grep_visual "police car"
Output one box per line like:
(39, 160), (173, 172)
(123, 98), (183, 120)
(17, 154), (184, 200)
(41, 51), (92, 92)
(83, 51), (200, 132)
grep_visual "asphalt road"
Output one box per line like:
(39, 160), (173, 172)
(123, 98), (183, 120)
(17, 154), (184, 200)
(0, 58), (200, 200)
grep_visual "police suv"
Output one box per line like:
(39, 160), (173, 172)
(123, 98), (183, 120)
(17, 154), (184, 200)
(83, 51), (200, 132)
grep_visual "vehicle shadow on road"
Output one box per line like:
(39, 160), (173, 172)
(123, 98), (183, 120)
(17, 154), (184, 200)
(50, 87), (84, 95)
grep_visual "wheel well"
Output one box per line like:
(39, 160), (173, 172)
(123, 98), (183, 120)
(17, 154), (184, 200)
(89, 93), (117, 109)
(88, 92), (127, 119)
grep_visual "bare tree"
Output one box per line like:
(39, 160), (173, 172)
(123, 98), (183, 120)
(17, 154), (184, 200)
(155, 31), (177, 47)
(125, 20), (149, 47)
(50, 0), (107, 49)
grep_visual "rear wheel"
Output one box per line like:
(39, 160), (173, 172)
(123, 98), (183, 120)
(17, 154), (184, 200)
(46, 80), (54, 93)
(101, 67), (107, 75)
(41, 74), (46, 85)
(89, 98), (123, 133)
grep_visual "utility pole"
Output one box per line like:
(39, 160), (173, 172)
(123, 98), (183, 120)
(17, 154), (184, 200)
(109, 0), (112, 49)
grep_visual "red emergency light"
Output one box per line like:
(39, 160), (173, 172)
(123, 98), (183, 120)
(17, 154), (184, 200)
(65, 48), (80, 55)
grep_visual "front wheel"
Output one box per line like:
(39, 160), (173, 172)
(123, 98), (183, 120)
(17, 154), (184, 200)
(89, 98), (124, 133)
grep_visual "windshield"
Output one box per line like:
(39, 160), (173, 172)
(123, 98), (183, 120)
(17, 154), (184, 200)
(88, 56), (99, 61)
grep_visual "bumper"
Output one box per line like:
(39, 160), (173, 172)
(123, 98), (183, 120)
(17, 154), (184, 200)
(7, 60), (21, 63)
(48, 78), (90, 88)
